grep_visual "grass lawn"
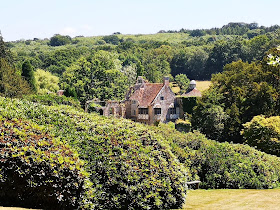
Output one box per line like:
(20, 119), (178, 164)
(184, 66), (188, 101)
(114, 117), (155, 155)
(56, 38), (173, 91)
(183, 189), (280, 210)
(170, 80), (211, 95)
(195, 81), (211, 92)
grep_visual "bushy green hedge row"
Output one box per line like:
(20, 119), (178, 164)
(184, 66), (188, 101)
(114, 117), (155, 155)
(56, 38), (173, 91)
(242, 115), (280, 156)
(0, 117), (92, 209)
(2, 96), (280, 209)
(0, 97), (188, 209)
(155, 123), (280, 189)
(23, 94), (81, 109)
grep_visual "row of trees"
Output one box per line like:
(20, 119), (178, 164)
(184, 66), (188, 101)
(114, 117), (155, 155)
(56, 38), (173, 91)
(159, 22), (279, 37)
(0, 33), (60, 97)
(10, 25), (280, 86)
(192, 47), (280, 143)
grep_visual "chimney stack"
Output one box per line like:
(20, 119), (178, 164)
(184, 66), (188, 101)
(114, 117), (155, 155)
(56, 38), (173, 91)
(163, 76), (169, 86)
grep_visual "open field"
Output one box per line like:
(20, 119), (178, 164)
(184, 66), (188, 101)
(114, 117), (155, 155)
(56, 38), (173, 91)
(196, 80), (211, 92)
(171, 80), (211, 95)
(183, 189), (280, 210)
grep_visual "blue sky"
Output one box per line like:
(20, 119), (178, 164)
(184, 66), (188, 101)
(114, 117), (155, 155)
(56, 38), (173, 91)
(1, 0), (280, 41)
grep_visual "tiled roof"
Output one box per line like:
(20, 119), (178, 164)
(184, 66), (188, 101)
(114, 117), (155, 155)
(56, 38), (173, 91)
(181, 88), (202, 97)
(129, 83), (163, 107)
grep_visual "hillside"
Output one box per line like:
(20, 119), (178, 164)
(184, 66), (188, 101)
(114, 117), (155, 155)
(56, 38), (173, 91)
(1, 97), (280, 209)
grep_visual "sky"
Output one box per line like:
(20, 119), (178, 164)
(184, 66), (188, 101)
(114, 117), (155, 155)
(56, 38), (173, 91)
(1, 0), (280, 41)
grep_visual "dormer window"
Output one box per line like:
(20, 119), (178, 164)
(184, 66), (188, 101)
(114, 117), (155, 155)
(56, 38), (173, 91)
(160, 96), (164, 100)
(132, 100), (137, 104)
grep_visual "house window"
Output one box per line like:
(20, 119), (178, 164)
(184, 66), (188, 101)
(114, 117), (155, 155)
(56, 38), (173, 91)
(160, 96), (164, 100)
(169, 108), (176, 114)
(132, 110), (136, 116)
(139, 108), (148, 114)
(154, 108), (161, 115)
(132, 100), (137, 104)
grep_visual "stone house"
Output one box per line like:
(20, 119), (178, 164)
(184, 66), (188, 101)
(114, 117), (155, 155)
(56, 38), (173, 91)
(85, 99), (126, 118)
(124, 76), (180, 124)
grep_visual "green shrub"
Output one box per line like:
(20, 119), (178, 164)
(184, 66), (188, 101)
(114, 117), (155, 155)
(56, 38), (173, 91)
(242, 115), (280, 156)
(175, 119), (192, 133)
(155, 123), (280, 189)
(23, 94), (81, 109)
(0, 117), (92, 209)
(0, 97), (188, 209)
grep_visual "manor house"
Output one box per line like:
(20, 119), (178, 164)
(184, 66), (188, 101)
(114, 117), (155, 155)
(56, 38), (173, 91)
(124, 76), (180, 124)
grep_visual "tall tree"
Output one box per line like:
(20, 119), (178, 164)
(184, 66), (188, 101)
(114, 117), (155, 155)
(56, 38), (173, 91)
(22, 60), (36, 92)
(0, 32), (13, 63)
(0, 58), (31, 97)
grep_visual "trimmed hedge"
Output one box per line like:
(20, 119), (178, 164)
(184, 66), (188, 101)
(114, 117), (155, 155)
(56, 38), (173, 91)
(23, 94), (81, 109)
(2, 96), (280, 209)
(0, 117), (92, 209)
(242, 115), (280, 156)
(155, 123), (280, 189)
(0, 97), (188, 209)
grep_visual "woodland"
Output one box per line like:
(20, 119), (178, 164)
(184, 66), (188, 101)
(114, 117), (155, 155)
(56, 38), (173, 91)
(0, 22), (280, 209)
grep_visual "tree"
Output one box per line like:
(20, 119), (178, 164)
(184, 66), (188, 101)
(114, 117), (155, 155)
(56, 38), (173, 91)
(242, 115), (280, 156)
(205, 38), (245, 79)
(0, 32), (13, 63)
(34, 69), (59, 94)
(0, 58), (31, 97)
(61, 51), (128, 104)
(193, 59), (279, 143)
(141, 46), (172, 82)
(192, 87), (228, 140)
(175, 74), (190, 94)
(102, 35), (120, 45)
(171, 46), (208, 79)
(22, 60), (36, 92)
(190, 29), (206, 37)
(121, 64), (137, 87)
(49, 34), (72, 46)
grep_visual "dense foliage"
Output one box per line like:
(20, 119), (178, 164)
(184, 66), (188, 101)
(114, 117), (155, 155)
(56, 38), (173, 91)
(23, 94), (81, 109)
(0, 35), (31, 97)
(61, 51), (128, 103)
(0, 97), (188, 209)
(1, 97), (280, 209)
(155, 124), (280, 189)
(8, 22), (280, 97)
(192, 49), (280, 143)
(34, 69), (60, 94)
(242, 115), (280, 156)
(21, 60), (36, 92)
(0, 117), (92, 209)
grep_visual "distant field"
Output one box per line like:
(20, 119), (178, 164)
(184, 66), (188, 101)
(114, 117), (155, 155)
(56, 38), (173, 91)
(170, 80), (211, 95)
(196, 80), (211, 92)
(183, 189), (280, 210)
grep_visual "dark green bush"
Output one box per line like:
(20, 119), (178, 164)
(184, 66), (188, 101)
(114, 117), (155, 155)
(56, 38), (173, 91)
(242, 115), (280, 156)
(0, 97), (188, 209)
(0, 117), (92, 209)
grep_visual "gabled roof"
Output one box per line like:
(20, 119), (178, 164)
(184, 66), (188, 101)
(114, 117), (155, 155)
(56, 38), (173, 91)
(181, 88), (202, 97)
(129, 83), (163, 107)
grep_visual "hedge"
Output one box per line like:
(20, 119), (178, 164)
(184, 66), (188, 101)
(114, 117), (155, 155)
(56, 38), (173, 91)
(242, 115), (280, 156)
(0, 97), (188, 209)
(155, 123), (280, 189)
(0, 117), (92, 209)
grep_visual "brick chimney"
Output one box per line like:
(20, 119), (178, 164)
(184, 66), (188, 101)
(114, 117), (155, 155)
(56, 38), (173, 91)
(163, 76), (169, 86)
